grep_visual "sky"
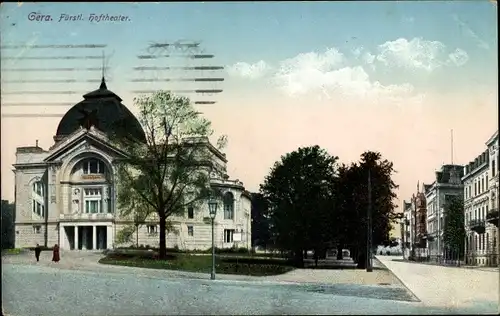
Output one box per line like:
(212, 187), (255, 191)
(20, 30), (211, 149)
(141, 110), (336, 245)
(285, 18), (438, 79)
(1, 2), (498, 215)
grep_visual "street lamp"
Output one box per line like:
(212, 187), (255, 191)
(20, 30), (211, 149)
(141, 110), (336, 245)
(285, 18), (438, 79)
(208, 197), (218, 280)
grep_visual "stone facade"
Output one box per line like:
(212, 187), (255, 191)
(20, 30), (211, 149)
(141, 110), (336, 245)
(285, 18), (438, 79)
(424, 164), (464, 257)
(13, 81), (252, 251)
(463, 130), (499, 267)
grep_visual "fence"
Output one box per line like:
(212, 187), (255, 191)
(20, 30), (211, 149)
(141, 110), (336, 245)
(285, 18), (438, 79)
(407, 248), (464, 266)
(465, 253), (499, 267)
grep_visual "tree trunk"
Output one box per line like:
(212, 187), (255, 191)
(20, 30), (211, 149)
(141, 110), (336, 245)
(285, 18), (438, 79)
(357, 251), (367, 269)
(337, 245), (343, 260)
(294, 249), (304, 268)
(159, 214), (167, 259)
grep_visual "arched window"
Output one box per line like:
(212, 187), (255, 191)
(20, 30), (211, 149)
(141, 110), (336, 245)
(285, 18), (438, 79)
(32, 180), (45, 217)
(81, 158), (106, 174)
(223, 192), (234, 220)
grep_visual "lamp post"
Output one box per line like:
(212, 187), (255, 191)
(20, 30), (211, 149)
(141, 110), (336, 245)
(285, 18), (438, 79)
(367, 169), (373, 272)
(208, 197), (218, 280)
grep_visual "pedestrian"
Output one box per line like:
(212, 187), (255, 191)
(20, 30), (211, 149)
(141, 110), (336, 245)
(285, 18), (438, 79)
(52, 244), (60, 263)
(34, 243), (41, 262)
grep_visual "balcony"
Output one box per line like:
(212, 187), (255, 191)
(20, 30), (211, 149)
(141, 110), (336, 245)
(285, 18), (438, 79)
(469, 219), (486, 234)
(59, 212), (114, 222)
(486, 209), (499, 227)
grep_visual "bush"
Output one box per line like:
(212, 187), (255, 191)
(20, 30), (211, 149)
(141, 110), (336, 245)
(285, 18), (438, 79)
(217, 262), (293, 276)
(106, 249), (176, 260)
(204, 246), (252, 254)
(220, 256), (293, 267)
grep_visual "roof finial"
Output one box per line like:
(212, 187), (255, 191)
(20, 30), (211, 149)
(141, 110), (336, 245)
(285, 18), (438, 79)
(36, 139), (39, 147)
(100, 50), (107, 90)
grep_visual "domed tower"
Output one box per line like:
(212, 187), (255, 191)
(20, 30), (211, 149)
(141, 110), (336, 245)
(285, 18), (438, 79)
(53, 77), (145, 144)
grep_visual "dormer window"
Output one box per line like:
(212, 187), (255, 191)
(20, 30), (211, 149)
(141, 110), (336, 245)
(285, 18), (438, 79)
(82, 158), (105, 174)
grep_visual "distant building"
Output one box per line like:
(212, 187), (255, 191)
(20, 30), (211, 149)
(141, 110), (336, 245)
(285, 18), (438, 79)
(401, 200), (413, 258)
(463, 130), (499, 266)
(401, 184), (428, 259)
(424, 164), (464, 257)
(411, 189), (427, 257)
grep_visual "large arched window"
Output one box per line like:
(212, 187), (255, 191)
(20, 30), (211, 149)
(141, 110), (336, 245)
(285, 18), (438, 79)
(223, 192), (234, 220)
(32, 180), (45, 217)
(81, 158), (106, 175)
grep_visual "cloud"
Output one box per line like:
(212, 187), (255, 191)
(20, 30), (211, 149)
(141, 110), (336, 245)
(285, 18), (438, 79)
(447, 48), (469, 67)
(226, 60), (271, 80)
(228, 37), (469, 101)
(376, 38), (447, 72)
(272, 48), (414, 101)
(452, 14), (490, 50)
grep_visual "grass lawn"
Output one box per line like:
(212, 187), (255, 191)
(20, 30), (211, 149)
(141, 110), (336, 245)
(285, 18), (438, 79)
(1, 248), (23, 255)
(99, 251), (295, 276)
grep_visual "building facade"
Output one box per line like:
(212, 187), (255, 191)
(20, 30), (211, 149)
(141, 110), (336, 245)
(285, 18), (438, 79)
(485, 131), (499, 266)
(463, 130), (499, 266)
(13, 79), (252, 251)
(424, 164), (464, 257)
(401, 200), (413, 258)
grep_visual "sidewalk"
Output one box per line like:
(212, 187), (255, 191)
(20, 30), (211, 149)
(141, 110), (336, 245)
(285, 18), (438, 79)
(376, 255), (499, 309)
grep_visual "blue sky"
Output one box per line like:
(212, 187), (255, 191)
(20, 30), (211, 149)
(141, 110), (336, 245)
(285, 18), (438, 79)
(1, 2), (498, 203)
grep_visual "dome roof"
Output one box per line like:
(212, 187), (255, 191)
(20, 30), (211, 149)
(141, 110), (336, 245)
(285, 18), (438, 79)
(55, 78), (146, 142)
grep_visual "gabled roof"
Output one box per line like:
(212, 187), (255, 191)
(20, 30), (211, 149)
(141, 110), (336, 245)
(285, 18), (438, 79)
(44, 127), (128, 162)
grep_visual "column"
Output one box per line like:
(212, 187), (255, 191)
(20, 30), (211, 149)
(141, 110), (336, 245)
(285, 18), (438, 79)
(92, 226), (97, 250)
(107, 225), (113, 249)
(82, 227), (87, 250)
(74, 226), (79, 250)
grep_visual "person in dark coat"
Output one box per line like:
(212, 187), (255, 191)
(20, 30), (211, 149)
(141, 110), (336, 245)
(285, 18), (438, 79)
(52, 244), (60, 263)
(34, 244), (41, 262)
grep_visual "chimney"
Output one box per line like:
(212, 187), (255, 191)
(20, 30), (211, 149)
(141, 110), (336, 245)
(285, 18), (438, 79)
(36, 139), (39, 147)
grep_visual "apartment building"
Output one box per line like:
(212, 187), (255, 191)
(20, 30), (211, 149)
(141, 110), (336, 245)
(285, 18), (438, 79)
(463, 130), (499, 266)
(424, 164), (464, 257)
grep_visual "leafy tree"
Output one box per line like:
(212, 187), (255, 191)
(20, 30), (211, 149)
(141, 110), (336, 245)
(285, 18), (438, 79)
(111, 91), (226, 259)
(442, 195), (465, 259)
(250, 192), (272, 250)
(336, 151), (399, 268)
(1, 200), (15, 249)
(260, 145), (338, 267)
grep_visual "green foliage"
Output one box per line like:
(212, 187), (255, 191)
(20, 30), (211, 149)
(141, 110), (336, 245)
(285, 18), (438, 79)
(115, 225), (136, 244)
(109, 90), (226, 258)
(99, 252), (294, 276)
(260, 145), (338, 261)
(443, 195), (465, 254)
(259, 148), (398, 269)
(336, 152), (399, 248)
(250, 193), (272, 248)
(1, 200), (15, 250)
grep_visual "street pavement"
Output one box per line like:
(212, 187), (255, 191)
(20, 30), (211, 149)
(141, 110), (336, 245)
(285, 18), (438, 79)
(376, 255), (499, 313)
(2, 251), (498, 315)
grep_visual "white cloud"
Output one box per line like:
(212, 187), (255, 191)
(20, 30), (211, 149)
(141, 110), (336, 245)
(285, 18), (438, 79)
(447, 48), (469, 67)
(361, 52), (376, 66)
(376, 38), (446, 72)
(226, 60), (270, 80)
(272, 49), (414, 101)
(228, 38), (469, 102)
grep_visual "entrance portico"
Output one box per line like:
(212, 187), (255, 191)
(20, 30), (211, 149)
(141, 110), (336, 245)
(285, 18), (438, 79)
(60, 223), (113, 250)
